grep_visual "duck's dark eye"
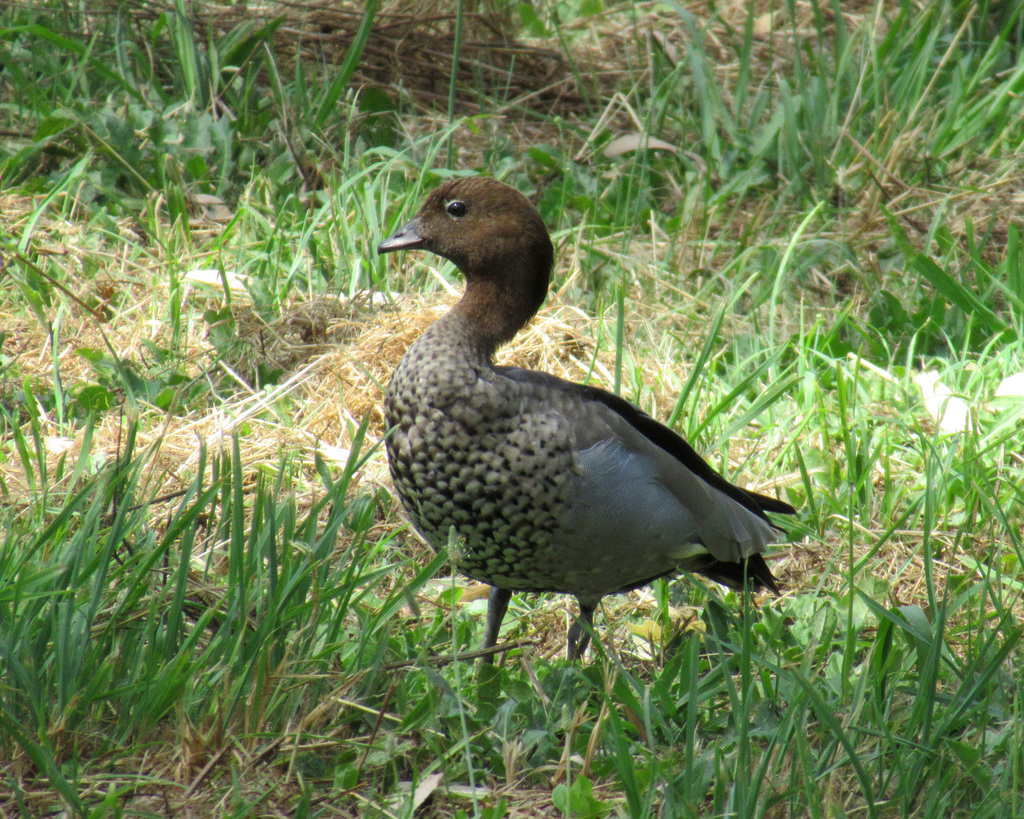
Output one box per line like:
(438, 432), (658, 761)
(446, 200), (467, 218)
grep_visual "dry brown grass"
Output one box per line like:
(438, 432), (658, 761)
(61, 0), (592, 116)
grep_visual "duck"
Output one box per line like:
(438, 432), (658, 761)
(377, 176), (795, 660)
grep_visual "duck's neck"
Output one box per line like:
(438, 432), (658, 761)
(448, 257), (550, 358)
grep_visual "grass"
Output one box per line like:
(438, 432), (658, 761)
(1, 0), (1024, 816)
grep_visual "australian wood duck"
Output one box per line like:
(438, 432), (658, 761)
(378, 177), (795, 660)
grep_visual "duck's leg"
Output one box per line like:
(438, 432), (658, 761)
(566, 598), (598, 660)
(481, 586), (512, 662)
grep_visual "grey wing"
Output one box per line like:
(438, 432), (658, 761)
(565, 407), (777, 567)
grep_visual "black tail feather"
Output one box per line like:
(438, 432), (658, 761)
(682, 553), (780, 595)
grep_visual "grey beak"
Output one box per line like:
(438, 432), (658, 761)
(378, 217), (425, 254)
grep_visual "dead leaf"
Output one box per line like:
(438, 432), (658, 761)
(603, 134), (679, 157)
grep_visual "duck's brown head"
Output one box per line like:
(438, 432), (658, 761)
(378, 177), (554, 352)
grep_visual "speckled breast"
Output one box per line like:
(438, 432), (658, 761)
(384, 334), (576, 592)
